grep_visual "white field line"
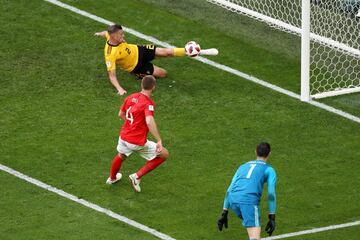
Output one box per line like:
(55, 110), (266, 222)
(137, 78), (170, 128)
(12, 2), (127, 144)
(44, 0), (360, 124)
(0, 164), (176, 240)
(264, 220), (360, 240)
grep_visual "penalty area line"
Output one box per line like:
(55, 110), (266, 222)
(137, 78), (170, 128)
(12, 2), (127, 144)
(0, 164), (176, 240)
(44, 0), (360, 124)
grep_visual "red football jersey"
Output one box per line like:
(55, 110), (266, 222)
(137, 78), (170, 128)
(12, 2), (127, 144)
(120, 92), (155, 146)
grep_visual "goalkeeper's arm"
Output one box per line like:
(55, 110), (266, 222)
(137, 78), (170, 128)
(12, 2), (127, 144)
(223, 192), (230, 210)
(266, 167), (277, 214)
(265, 167), (277, 236)
(217, 192), (230, 231)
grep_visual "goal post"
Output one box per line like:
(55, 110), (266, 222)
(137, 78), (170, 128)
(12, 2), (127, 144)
(301, 0), (311, 102)
(207, 0), (360, 101)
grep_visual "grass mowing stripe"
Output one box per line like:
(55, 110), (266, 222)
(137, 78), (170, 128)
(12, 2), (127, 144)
(0, 164), (176, 240)
(264, 220), (360, 240)
(44, 0), (360, 124)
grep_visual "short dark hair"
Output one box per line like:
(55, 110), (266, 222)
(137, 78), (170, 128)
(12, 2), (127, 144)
(256, 142), (271, 158)
(107, 24), (122, 34)
(142, 75), (156, 90)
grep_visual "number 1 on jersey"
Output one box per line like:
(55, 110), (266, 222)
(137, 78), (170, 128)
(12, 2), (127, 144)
(246, 164), (257, 178)
(126, 107), (134, 125)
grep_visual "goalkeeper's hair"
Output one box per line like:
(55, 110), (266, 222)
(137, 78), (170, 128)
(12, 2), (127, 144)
(107, 24), (122, 34)
(256, 142), (271, 157)
(142, 75), (156, 90)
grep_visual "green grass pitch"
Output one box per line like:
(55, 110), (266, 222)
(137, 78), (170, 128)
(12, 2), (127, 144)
(1, 0), (359, 239)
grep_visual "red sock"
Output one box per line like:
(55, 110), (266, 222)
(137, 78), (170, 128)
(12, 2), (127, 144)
(136, 157), (165, 179)
(110, 154), (123, 180)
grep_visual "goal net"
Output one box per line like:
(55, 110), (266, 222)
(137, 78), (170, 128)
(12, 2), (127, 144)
(207, 0), (360, 100)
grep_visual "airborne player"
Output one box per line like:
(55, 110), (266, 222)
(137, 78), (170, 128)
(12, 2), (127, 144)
(94, 24), (188, 95)
(95, 24), (218, 95)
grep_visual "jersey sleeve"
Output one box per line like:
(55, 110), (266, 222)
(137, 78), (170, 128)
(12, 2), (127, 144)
(223, 168), (241, 209)
(223, 192), (230, 209)
(104, 32), (116, 71)
(105, 54), (116, 71)
(265, 166), (277, 214)
(120, 98), (128, 112)
(144, 101), (155, 117)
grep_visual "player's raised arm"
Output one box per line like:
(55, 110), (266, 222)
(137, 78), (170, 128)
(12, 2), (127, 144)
(145, 115), (162, 153)
(94, 31), (107, 38)
(108, 70), (127, 95)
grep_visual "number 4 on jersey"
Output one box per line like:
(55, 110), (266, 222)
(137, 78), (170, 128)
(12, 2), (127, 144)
(126, 107), (134, 125)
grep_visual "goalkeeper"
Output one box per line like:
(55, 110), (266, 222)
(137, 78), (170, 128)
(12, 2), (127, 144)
(94, 24), (187, 95)
(217, 142), (277, 240)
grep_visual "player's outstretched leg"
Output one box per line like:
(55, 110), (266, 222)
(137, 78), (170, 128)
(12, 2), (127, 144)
(155, 47), (186, 58)
(156, 45), (218, 58)
(129, 147), (169, 192)
(106, 154), (125, 184)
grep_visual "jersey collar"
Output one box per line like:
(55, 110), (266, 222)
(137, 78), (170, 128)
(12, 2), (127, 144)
(139, 92), (152, 100)
(107, 41), (120, 47)
(254, 159), (267, 164)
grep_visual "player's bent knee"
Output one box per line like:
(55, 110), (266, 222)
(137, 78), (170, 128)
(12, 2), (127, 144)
(160, 148), (169, 159)
(161, 70), (168, 78)
(154, 69), (167, 78)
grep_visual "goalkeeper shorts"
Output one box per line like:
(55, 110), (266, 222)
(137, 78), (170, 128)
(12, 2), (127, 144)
(231, 203), (261, 228)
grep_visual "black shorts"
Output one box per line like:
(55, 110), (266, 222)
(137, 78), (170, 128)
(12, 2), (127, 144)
(132, 44), (156, 76)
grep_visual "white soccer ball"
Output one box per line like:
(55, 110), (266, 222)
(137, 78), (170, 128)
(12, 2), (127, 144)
(185, 41), (201, 57)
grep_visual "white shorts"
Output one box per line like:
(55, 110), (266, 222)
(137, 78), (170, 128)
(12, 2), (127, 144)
(116, 138), (158, 161)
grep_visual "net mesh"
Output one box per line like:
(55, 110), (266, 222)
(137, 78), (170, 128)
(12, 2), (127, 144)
(207, 0), (360, 97)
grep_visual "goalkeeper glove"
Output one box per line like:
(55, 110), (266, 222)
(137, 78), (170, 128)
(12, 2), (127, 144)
(265, 214), (276, 236)
(217, 209), (228, 231)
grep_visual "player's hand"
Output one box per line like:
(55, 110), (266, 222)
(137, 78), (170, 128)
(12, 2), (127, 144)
(217, 209), (228, 231)
(265, 214), (276, 236)
(117, 88), (127, 96)
(156, 140), (163, 153)
(94, 32), (101, 37)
